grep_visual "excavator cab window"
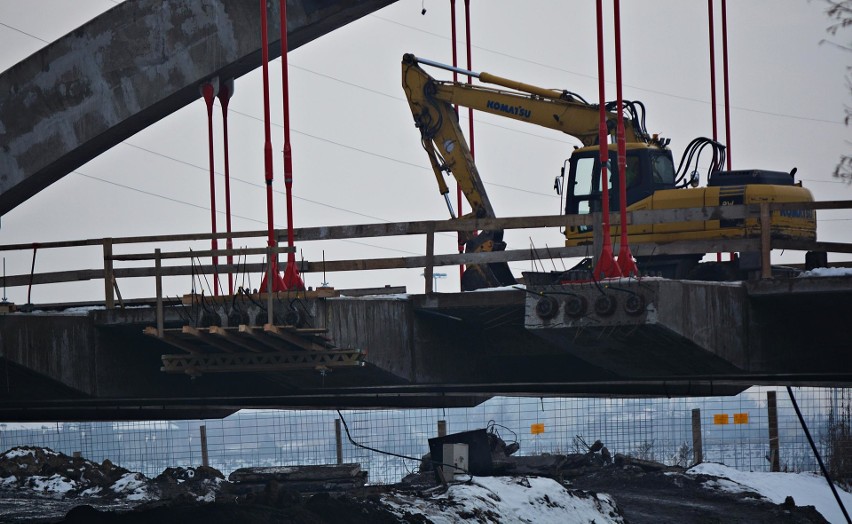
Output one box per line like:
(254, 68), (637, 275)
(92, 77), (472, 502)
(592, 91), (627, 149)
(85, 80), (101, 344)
(651, 152), (676, 186)
(565, 148), (674, 232)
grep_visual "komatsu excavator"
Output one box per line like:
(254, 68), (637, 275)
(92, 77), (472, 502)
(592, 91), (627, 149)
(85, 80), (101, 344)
(401, 53), (817, 289)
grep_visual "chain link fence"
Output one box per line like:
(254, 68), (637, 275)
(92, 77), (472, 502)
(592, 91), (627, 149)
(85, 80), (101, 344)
(1, 387), (849, 484)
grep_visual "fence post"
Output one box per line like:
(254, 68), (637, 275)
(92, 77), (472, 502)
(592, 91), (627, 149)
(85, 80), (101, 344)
(760, 202), (772, 279)
(437, 420), (447, 437)
(335, 419), (343, 465)
(155, 249), (164, 337)
(199, 424), (209, 468)
(692, 408), (703, 465)
(424, 227), (435, 294)
(103, 238), (115, 309)
(768, 391), (780, 472)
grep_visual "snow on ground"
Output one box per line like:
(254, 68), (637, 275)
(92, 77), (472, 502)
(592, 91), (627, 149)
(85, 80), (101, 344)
(26, 474), (78, 495)
(110, 472), (154, 501)
(334, 293), (409, 300)
(688, 463), (852, 523)
(798, 267), (852, 278)
(382, 475), (625, 524)
(1, 448), (57, 460)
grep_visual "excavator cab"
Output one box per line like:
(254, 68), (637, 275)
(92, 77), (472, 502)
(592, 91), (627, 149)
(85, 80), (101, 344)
(564, 145), (676, 233)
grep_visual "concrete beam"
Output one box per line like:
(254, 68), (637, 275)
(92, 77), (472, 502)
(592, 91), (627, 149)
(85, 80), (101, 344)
(0, 0), (396, 215)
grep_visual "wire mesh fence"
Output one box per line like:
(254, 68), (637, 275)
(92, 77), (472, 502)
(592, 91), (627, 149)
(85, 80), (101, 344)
(1, 386), (849, 484)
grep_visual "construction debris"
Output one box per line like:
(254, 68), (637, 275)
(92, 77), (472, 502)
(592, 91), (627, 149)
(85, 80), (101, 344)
(227, 464), (368, 495)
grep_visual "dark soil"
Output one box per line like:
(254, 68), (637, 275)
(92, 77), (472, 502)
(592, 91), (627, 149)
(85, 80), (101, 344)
(570, 465), (829, 524)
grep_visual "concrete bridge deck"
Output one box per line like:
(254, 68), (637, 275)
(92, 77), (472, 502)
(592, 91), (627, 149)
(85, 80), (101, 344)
(1, 275), (849, 421)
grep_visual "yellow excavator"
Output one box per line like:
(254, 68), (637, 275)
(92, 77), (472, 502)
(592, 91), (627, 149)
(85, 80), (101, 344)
(401, 53), (817, 289)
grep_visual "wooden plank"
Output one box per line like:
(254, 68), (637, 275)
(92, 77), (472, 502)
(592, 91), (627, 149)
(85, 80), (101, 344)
(291, 327), (329, 335)
(180, 325), (237, 353)
(263, 324), (330, 352)
(155, 248), (163, 337)
(208, 326), (265, 353)
(238, 324), (286, 351)
(0, 303), (17, 313)
(775, 240), (852, 254)
(425, 228), (435, 294)
(103, 238), (114, 309)
(113, 246), (293, 262)
(158, 331), (204, 355)
(229, 464), (363, 483)
(143, 326), (160, 338)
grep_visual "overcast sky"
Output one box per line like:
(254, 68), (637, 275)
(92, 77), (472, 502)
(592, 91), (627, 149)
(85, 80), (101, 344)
(0, 0), (849, 303)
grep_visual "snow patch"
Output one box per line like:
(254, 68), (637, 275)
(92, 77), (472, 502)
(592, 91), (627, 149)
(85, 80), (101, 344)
(383, 476), (625, 524)
(688, 462), (852, 523)
(3, 449), (36, 460)
(701, 477), (760, 496)
(798, 267), (852, 278)
(110, 472), (153, 501)
(335, 293), (409, 300)
(0, 476), (16, 486)
(27, 474), (78, 495)
(81, 486), (103, 497)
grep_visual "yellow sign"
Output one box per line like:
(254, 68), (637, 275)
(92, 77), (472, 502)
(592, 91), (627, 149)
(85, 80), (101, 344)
(530, 423), (545, 435)
(733, 413), (749, 424)
(713, 414), (729, 425)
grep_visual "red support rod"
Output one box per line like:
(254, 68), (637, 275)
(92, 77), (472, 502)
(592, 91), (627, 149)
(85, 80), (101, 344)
(707, 0), (718, 142)
(451, 0), (464, 289)
(201, 83), (220, 296)
(709, 0), (722, 262)
(218, 80), (235, 295)
(721, 0), (732, 170)
(592, 0), (620, 280)
(464, 0), (475, 161)
(280, 0), (305, 290)
(721, 0), (735, 262)
(612, 0), (637, 277)
(259, 0), (286, 292)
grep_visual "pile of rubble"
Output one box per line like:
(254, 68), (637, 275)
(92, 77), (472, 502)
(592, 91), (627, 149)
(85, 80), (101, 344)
(0, 446), (225, 504)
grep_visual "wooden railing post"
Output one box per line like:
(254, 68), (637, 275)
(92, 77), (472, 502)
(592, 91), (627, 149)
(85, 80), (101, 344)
(760, 203), (772, 279)
(424, 226), (435, 294)
(155, 248), (164, 337)
(103, 238), (115, 309)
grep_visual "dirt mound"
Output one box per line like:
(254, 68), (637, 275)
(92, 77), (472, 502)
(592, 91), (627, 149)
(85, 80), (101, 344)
(571, 463), (829, 523)
(0, 446), (130, 497)
(0, 446), (226, 517)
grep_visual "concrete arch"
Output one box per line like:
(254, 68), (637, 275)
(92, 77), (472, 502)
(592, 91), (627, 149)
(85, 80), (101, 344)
(0, 0), (397, 215)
